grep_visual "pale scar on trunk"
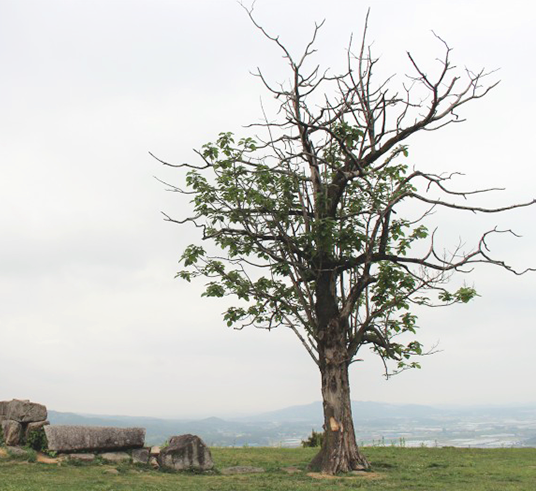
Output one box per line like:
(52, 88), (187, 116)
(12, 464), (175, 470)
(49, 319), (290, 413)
(329, 416), (343, 432)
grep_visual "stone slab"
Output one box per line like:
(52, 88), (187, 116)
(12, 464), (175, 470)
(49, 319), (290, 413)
(44, 425), (145, 453)
(100, 451), (131, 464)
(68, 453), (96, 462)
(3, 399), (47, 423)
(1, 420), (22, 446)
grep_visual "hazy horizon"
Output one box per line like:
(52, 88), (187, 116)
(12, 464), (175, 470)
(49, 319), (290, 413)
(43, 398), (536, 422)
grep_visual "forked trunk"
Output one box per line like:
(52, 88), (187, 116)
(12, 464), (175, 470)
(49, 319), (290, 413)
(309, 356), (370, 474)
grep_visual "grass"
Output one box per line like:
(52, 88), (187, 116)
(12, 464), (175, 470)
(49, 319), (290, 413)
(1, 446), (535, 490)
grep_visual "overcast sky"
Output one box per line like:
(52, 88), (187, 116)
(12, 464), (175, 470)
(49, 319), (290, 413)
(1, 0), (535, 419)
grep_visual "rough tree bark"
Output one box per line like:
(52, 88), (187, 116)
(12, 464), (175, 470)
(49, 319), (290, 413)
(310, 271), (370, 471)
(311, 339), (370, 472)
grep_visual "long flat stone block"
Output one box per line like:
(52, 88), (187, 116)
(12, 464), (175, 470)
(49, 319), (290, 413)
(44, 425), (145, 452)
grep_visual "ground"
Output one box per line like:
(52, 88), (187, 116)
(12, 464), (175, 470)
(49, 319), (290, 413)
(1, 446), (536, 490)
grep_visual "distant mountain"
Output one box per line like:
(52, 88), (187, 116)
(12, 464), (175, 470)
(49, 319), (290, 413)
(244, 401), (323, 423)
(48, 401), (536, 448)
(245, 400), (442, 423)
(47, 411), (262, 446)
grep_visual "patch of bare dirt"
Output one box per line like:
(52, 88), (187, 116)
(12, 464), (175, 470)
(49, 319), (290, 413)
(307, 471), (382, 480)
(350, 471), (382, 480)
(36, 453), (60, 464)
(307, 472), (338, 480)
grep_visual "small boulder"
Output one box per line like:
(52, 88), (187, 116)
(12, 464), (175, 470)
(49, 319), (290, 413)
(100, 452), (131, 464)
(6, 446), (30, 458)
(68, 453), (96, 462)
(132, 448), (150, 465)
(157, 434), (213, 472)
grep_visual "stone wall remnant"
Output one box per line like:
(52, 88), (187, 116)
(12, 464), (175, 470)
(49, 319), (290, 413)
(0, 399), (49, 446)
(1, 399), (214, 475)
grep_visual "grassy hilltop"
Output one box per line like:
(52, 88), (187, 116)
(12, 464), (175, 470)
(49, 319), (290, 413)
(1, 446), (536, 490)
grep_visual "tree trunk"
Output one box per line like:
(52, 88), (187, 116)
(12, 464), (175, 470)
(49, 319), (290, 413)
(310, 271), (369, 473)
(309, 351), (370, 474)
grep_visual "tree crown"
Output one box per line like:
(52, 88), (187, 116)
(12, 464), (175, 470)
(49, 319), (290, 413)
(157, 12), (534, 375)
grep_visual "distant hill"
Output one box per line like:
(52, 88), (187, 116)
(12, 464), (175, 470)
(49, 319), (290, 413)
(48, 401), (536, 448)
(47, 411), (265, 446)
(246, 400), (442, 423)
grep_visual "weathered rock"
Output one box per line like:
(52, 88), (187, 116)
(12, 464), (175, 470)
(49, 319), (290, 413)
(1, 420), (22, 446)
(25, 420), (50, 440)
(100, 452), (131, 464)
(104, 468), (120, 475)
(132, 448), (150, 464)
(68, 453), (96, 462)
(221, 466), (266, 475)
(44, 425), (145, 453)
(6, 446), (30, 458)
(149, 456), (159, 469)
(157, 434), (213, 472)
(3, 399), (47, 423)
(150, 446), (161, 456)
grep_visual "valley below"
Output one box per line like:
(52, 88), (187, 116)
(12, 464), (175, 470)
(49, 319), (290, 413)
(48, 401), (536, 449)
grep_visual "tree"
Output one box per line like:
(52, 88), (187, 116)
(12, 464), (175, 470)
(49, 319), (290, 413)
(154, 10), (535, 474)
